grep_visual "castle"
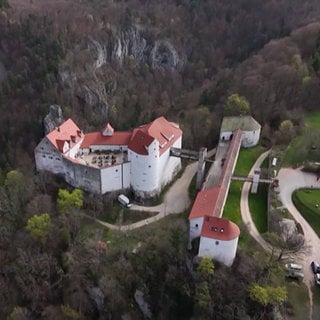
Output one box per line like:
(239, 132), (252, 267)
(188, 115), (261, 266)
(35, 114), (261, 267)
(35, 116), (182, 199)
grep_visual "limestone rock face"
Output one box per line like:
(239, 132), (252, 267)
(107, 25), (185, 71)
(82, 80), (109, 120)
(55, 24), (185, 124)
(134, 289), (152, 319)
(44, 105), (65, 134)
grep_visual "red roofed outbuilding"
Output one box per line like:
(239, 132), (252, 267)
(198, 216), (240, 266)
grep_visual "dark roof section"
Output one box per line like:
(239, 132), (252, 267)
(201, 216), (240, 240)
(221, 116), (261, 132)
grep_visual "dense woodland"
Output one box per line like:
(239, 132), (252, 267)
(1, 0), (320, 319)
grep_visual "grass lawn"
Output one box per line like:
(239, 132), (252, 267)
(234, 145), (265, 176)
(223, 145), (266, 227)
(282, 111), (320, 166)
(305, 110), (320, 129)
(292, 188), (320, 237)
(223, 181), (242, 223)
(122, 209), (157, 224)
(285, 280), (309, 320)
(312, 285), (320, 320)
(249, 183), (268, 233)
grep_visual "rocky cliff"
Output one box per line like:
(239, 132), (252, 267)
(58, 23), (185, 125)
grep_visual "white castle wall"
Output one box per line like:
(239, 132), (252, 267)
(101, 163), (124, 193)
(198, 236), (239, 267)
(157, 137), (182, 188)
(189, 217), (204, 241)
(64, 159), (101, 193)
(35, 139), (65, 174)
(65, 139), (83, 158)
(89, 145), (128, 152)
(122, 162), (131, 189)
(128, 140), (159, 197)
(220, 130), (260, 148)
(220, 131), (233, 142)
(241, 129), (260, 148)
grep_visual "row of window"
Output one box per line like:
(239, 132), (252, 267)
(42, 155), (61, 161)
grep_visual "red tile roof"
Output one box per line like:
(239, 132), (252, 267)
(46, 118), (82, 152)
(219, 129), (242, 187)
(128, 130), (154, 155)
(81, 131), (132, 148)
(130, 116), (182, 155)
(188, 129), (242, 229)
(201, 216), (240, 240)
(188, 188), (221, 219)
(80, 116), (182, 156)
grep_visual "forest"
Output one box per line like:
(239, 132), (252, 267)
(1, 0), (320, 319)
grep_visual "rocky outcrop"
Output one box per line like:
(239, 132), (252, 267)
(134, 289), (152, 319)
(88, 287), (104, 311)
(57, 64), (77, 89)
(105, 25), (185, 71)
(56, 24), (184, 124)
(90, 39), (107, 70)
(44, 105), (64, 134)
(82, 80), (108, 120)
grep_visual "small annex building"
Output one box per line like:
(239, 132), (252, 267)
(198, 216), (240, 266)
(220, 115), (261, 148)
(35, 116), (182, 199)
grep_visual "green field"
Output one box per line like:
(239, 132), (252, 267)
(292, 188), (320, 237)
(223, 146), (267, 227)
(305, 110), (320, 129)
(285, 281), (310, 320)
(249, 183), (268, 233)
(283, 111), (320, 166)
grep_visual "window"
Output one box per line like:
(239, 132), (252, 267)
(220, 228), (224, 233)
(195, 224), (198, 228)
(148, 165), (151, 168)
(215, 241), (219, 245)
(115, 169), (118, 172)
(42, 155), (46, 158)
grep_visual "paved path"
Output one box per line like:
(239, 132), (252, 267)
(278, 168), (320, 320)
(241, 156), (320, 320)
(240, 150), (272, 251)
(92, 148), (216, 231)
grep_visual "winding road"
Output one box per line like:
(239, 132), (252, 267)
(90, 147), (319, 318)
(241, 151), (320, 320)
(278, 168), (320, 319)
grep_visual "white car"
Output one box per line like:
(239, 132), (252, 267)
(315, 273), (320, 286)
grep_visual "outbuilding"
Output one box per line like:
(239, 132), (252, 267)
(220, 115), (261, 148)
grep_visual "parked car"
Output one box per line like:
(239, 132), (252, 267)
(285, 263), (304, 280)
(311, 261), (320, 274)
(315, 273), (320, 285)
(285, 263), (303, 272)
(286, 270), (304, 280)
(117, 194), (132, 208)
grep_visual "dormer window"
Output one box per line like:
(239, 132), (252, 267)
(159, 141), (167, 148)
(161, 132), (174, 142)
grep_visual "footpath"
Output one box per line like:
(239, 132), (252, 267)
(90, 148), (216, 231)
